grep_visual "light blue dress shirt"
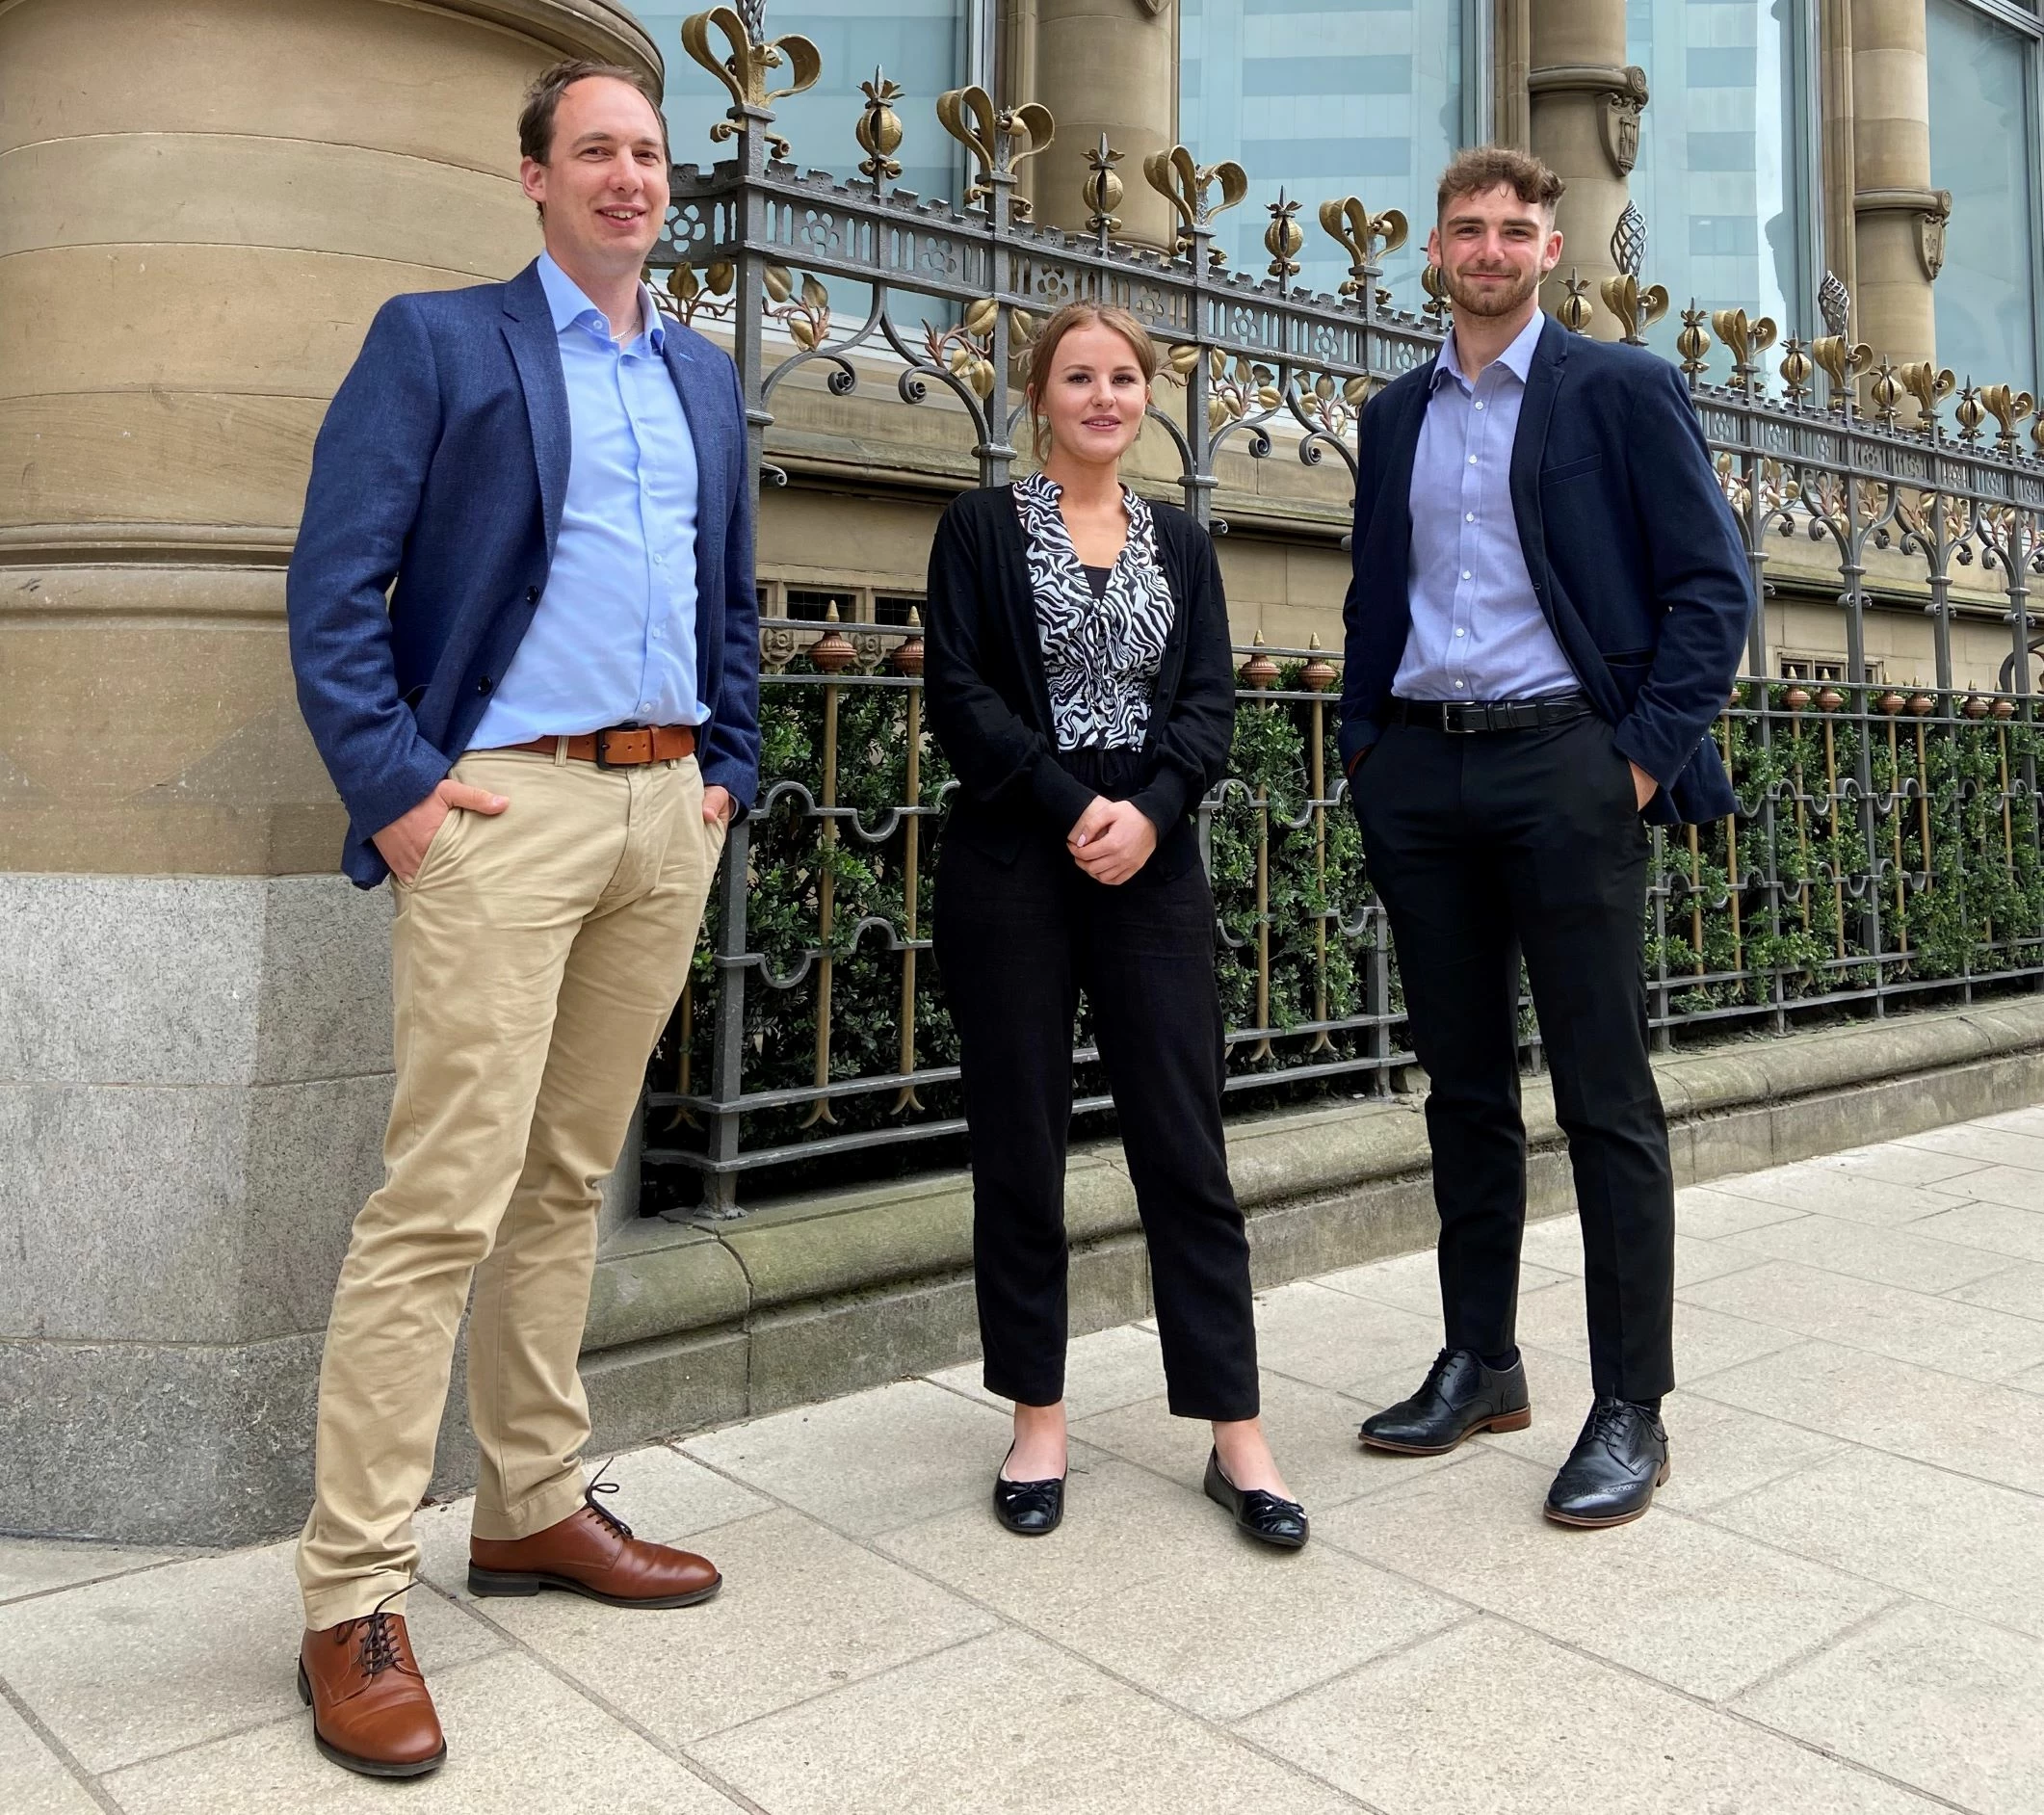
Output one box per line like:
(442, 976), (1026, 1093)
(1393, 309), (1579, 703)
(469, 251), (704, 750)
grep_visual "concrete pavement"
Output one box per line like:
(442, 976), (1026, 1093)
(5, 1108), (2043, 1813)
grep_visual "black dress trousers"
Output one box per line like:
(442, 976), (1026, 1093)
(933, 770), (1260, 1422)
(1353, 713), (1676, 1402)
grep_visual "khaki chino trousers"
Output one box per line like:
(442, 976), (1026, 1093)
(296, 748), (722, 1629)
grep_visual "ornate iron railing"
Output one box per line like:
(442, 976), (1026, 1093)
(642, 9), (2044, 1210)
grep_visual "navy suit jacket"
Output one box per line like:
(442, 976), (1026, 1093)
(287, 259), (760, 887)
(1336, 314), (1751, 826)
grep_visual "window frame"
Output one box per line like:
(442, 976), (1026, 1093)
(1928, 0), (2044, 397)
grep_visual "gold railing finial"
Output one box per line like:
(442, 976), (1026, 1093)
(1318, 197), (1407, 307)
(1144, 145), (1248, 266)
(855, 69), (904, 185)
(1710, 308), (1776, 391)
(1083, 134), (1124, 241)
(937, 85), (1053, 221)
(1599, 272), (1668, 347)
(1899, 361), (1955, 434)
(1811, 330), (1874, 412)
(1979, 382), (2036, 452)
(680, 6), (821, 161)
(1265, 190), (1304, 284)
(1556, 268), (1593, 335)
(1676, 302), (1711, 381)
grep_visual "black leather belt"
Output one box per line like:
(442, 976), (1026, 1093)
(1388, 694), (1594, 735)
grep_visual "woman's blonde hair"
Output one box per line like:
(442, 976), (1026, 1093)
(1020, 302), (1159, 463)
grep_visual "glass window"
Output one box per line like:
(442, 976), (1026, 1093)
(1927, 0), (2039, 396)
(642, 1), (971, 206)
(1626, 1), (1809, 355)
(1181, 0), (1464, 300)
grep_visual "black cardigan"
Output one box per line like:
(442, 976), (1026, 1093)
(923, 484), (1237, 864)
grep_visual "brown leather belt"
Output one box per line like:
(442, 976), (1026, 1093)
(499, 724), (696, 767)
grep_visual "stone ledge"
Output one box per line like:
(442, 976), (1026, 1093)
(577, 997), (2044, 1434)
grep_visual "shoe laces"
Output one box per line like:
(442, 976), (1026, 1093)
(583, 1463), (635, 1540)
(335, 1586), (407, 1679)
(1587, 1398), (1650, 1446)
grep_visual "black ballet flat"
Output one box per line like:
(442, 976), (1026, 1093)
(1203, 1450), (1309, 1550)
(992, 1445), (1065, 1538)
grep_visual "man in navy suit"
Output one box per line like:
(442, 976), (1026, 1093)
(285, 61), (758, 1776)
(1339, 149), (1750, 1528)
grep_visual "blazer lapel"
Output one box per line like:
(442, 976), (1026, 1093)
(660, 327), (727, 517)
(500, 262), (570, 558)
(1508, 315), (1569, 631)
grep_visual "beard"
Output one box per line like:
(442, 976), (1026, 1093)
(1443, 259), (1543, 319)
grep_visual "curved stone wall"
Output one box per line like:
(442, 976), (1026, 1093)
(0, 0), (660, 874)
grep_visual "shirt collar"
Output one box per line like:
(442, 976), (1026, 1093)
(1434, 307), (1545, 392)
(536, 250), (665, 354)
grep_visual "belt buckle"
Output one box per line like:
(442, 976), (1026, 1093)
(594, 723), (652, 769)
(1442, 701), (1477, 734)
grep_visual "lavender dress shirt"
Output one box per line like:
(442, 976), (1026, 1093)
(1392, 310), (1579, 703)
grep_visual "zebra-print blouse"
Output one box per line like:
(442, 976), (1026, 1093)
(1013, 470), (1176, 751)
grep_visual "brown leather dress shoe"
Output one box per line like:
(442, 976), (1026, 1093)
(297, 1598), (446, 1778)
(468, 1478), (721, 1609)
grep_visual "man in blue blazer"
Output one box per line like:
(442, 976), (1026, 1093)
(285, 61), (758, 1778)
(1340, 149), (1750, 1529)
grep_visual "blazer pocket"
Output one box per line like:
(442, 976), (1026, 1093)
(1540, 453), (1603, 487)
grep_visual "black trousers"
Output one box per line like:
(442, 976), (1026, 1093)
(933, 824), (1260, 1422)
(1353, 713), (1676, 1402)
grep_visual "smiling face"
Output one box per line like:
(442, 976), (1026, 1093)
(520, 75), (668, 284)
(1032, 321), (1151, 472)
(1427, 182), (1562, 321)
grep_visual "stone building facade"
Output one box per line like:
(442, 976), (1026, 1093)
(5, 0), (2042, 1539)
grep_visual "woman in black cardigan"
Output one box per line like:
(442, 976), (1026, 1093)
(925, 302), (1306, 1549)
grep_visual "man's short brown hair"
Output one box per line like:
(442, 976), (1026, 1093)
(517, 58), (668, 166)
(1436, 146), (1564, 219)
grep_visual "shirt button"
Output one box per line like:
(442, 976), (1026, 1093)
(1466, 513), (1476, 522)
(1468, 455), (1478, 464)
(1454, 679), (1465, 689)
(1475, 401), (1485, 410)
(1454, 627), (1466, 637)
(1461, 570), (1473, 580)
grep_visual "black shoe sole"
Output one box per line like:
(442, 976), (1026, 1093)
(1542, 1460), (1671, 1528)
(465, 1566), (722, 1608)
(1360, 1406), (1532, 1457)
(297, 1660), (446, 1779)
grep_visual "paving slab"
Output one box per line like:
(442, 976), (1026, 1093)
(1242, 1616), (1940, 1814)
(1904, 1197), (2044, 1261)
(1245, 1278), (1443, 1394)
(1682, 1257), (2044, 1381)
(1312, 1450), (1896, 1702)
(1734, 1599), (2044, 1815)
(1703, 1168), (1970, 1226)
(0, 1541), (501, 1775)
(927, 1320), (1171, 1420)
(694, 1627), (1363, 1815)
(1315, 1246), (1569, 1316)
(1693, 1339), (2044, 1494)
(415, 1441), (773, 1594)
(1671, 1184), (1811, 1239)
(1690, 1208), (2015, 1290)
(1902, 1122), (2044, 1170)
(0, 1695), (99, 1815)
(1949, 1260), (2044, 1319)
(1917, 1162), (2044, 1211)
(0, 1538), (176, 1605)
(681, 1377), (1012, 1537)
(466, 1505), (993, 1745)
(100, 1650), (748, 1815)
(878, 1455), (1458, 1721)
(1514, 1278), (1804, 1381)
(1703, 1445), (2044, 1636)
(1070, 1367), (1468, 1511)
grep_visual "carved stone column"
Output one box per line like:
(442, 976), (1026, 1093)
(1850, 0), (1947, 369)
(1527, 0), (1641, 338)
(1494, 0), (1533, 152)
(1820, 0), (1858, 312)
(1031, 0), (1176, 250)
